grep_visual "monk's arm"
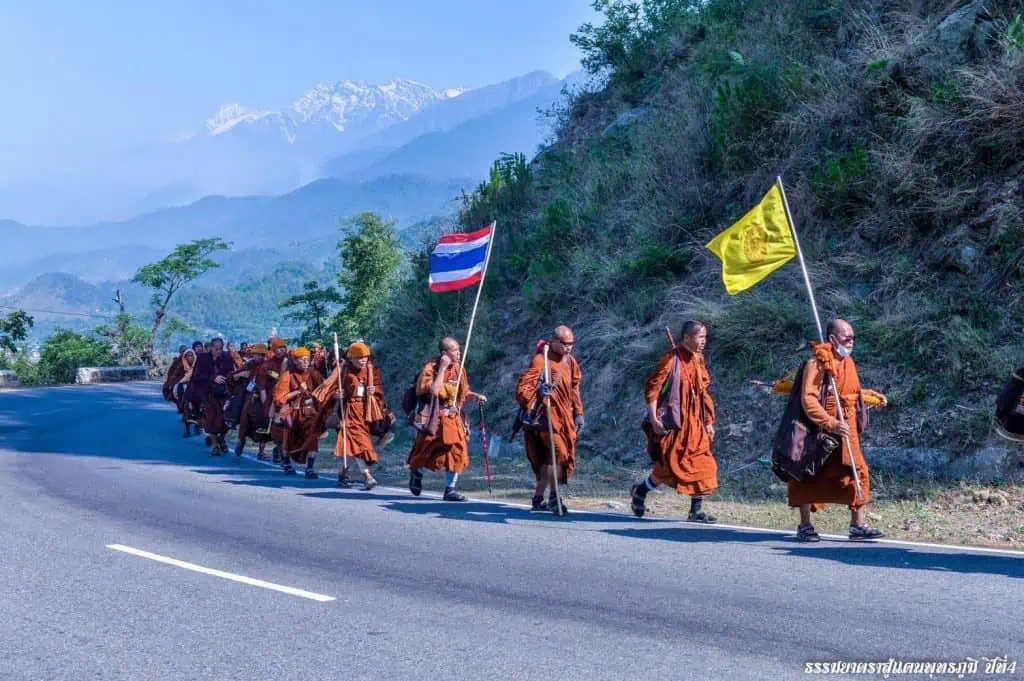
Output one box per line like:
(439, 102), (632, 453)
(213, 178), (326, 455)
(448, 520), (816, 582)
(515, 358), (543, 410)
(571, 360), (584, 417)
(417, 364), (436, 397)
(801, 360), (839, 432)
(273, 372), (292, 408)
(644, 353), (673, 419)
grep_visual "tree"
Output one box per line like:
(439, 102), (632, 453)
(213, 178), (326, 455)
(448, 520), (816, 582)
(333, 212), (403, 341)
(278, 280), (343, 345)
(132, 238), (231, 364)
(0, 309), (34, 354)
(159, 317), (198, 353)
(38, 329), (115, 384)
(94, 313), (153, 367)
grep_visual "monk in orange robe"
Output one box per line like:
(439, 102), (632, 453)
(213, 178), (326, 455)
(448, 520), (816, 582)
(311, 342), (328, 376)
(273, 347), (325, 477)
(257, 339), (289, 464)
(162, 345), (188, 406)
(227, 342), (245, 370)
(314, 341), (386, 490)
(787, 319), (886, 542)
(232, 343), (269, 457)
(407, 337), (487, 501)
(631, 320), (719, 523)
(515, 325), (584, 514)
(192, 338), (238, 455)
(179, 341), (204, 437)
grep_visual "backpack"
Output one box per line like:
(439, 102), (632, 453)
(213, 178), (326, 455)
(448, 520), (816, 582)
(401, 362), (439, 418)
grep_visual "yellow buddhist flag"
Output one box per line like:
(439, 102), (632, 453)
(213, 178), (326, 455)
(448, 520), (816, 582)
(705, 183), (797, 295)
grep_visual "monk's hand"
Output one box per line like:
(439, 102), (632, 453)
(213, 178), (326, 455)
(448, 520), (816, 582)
(836, 421), (851, 438)
(706, 424), (715, 440)
(539, 381), (555, 398)
(473, 392), (488, 404)
(214, 376), (227, 385)
(365, 385), (376, 395)
(650, 417), (666, 436)
(574, 414), (585, 433)
(439, 354), (452, 370)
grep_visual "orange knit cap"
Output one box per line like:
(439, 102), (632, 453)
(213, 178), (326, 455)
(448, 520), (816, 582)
(347, 342), (371, 359)
(270, 338), (288, 350)
(249, 343), (269, 355)
(291, 347), (311, 359)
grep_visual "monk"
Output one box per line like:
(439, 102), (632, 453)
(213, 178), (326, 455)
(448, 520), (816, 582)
(631, 321), (719, 523)
(239, 342), (250, 359)
(162, 345), (188, 406)
(788, 319), (886, 542)
(180, 341), (206, 437)
(234, 344), (272, 458)
(227, 342), (245, 370)
(257, 338), (289, 464)
(314, 341), (386, 490)
(311, 342), (328, 376)
(273, 347), (325, 477)
(515, 325), (584, 514)
(192, 338), (238, 455)
(407, 337), (487, 501)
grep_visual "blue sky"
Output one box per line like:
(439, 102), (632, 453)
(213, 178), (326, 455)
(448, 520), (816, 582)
(0, 0), (599, 182)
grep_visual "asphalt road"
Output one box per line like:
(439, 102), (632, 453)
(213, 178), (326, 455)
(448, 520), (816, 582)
(0, 382), (1021, 681)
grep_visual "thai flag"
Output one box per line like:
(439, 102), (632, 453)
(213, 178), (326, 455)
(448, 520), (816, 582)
(428, 223), (494, 293)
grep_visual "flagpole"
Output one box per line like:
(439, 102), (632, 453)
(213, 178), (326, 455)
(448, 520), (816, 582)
(453, 220), (496, 399)
(776, 176), (863, 501)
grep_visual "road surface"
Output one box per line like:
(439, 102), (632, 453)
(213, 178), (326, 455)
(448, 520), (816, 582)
(0, 383), (1021, 680)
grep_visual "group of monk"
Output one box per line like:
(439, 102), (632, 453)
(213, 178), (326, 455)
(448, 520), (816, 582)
(160, 316), (890, 541)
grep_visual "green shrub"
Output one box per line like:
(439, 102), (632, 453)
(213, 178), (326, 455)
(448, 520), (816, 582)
(38, 329), (116, 385)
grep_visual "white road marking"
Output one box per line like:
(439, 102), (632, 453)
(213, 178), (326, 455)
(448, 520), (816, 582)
(232, 453), (1024, 559)
(106, 544), (335, 602)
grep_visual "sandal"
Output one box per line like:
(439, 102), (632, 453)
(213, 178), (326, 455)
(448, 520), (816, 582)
(686, 510), (717, 524)
(849, 524), (884, 541)
(797, 523), (821, 543)
(443, 488), (466, 502)
(629, 484), (647, 518)
(409, 471), (423, 497)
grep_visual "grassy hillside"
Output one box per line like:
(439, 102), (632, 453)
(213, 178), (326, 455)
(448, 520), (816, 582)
(368, 0), (1024, 485)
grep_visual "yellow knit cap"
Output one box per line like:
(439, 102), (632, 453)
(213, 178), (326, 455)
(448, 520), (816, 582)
(347, 342), (371, 359)
(249, 343), (269, 355)
(292, 347), (311, 359)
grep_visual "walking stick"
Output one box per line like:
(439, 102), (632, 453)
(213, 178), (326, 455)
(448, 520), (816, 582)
(478, 403), (493, 495)
(542, 344), (563, 516)
(333, 333), (347, 471)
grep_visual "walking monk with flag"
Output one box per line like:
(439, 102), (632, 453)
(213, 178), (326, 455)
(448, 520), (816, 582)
(785, 319), (886, 542)
(515, 326), (584, 514)
(407, 337), (488, 501)
(631, 321), (719, 522)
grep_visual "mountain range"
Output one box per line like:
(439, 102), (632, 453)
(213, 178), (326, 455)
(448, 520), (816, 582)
(0, 68), (589, 341)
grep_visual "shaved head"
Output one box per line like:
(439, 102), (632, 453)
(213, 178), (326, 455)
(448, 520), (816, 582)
(827, 319), (852, 338)
(680, 320), (708, 354)
(551, 325), (576, 356)
(440, 336), (460, 353)
(681, 320), (706, 337)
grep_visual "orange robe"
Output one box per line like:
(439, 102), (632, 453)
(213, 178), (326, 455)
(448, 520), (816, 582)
(515, 349), (584, 484)
(237, 358), (270, 445)
(787, 344), (871, 511)
(230, 351), (245, 370)
(315, 363), (386, 464)
(643, 349), (718, 497)
(257, 356), (286, 440)
(407, 361), (471, 474)
(162, 357), (184, 404)
(273, 368), (325, 464)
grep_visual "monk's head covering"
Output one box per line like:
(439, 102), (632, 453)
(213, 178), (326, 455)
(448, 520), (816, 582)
(249, 343), (269, 355)
(270, 338), (288, 350)
(347, 342), (371, 359)
(292, 347), (311, 359)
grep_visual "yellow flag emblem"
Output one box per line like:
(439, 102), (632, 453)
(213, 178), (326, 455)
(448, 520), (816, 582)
(705, 183), (797, 295)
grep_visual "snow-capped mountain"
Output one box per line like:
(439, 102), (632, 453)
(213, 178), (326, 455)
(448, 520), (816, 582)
(204, 79), (463, 144)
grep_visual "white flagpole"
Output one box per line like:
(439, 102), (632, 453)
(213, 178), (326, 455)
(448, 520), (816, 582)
(453, 220), (496, 400)
(776, 177), (864, 501)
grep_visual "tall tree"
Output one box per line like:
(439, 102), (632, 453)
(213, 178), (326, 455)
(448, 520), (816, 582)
(278, 280), (343, 344)
(0, 309), (34, 354)
(334, 212), (403, 341)
(132, 238), (230, 364)
(94, 313), (153, 367)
